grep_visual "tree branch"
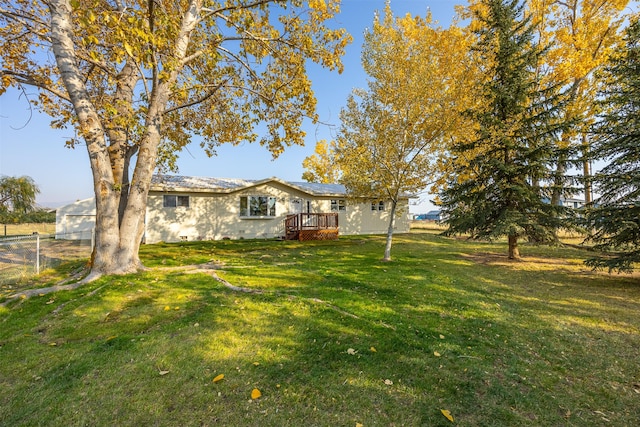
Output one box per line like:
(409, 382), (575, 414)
(200, 0), (283, 21)
(213, 10), (282, 58)
(1, 70), (71, 102)
(163, 80), (228, 114)
(216, 45), (261, 81)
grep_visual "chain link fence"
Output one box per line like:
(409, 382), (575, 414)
(0, 230), (94, 285)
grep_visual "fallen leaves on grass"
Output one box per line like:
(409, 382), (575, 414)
(384, 379), (393, 386)
(441, 409), (454, 422)
(251, 388), (262, 399)
(434, 351), (441, 357)
(212, 374), (224, 383)
(347, 348), (358, 355)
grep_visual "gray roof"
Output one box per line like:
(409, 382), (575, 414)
(151, 175), (256, 191)
(287, 181), (347, 196)
(150, 174), (348, 196)
(150, 174), (414, 199)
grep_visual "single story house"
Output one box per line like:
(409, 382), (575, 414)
(56, 175), (412, 243)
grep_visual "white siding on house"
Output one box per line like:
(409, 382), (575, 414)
(145, 182), (328, 242)
(55, 176), (413, 243)
(340, 199), (410, 236)
(144, 182), (411, 243)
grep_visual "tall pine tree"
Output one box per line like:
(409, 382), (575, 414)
(585, 17), (640, 273)
(439, 0), (569, 259)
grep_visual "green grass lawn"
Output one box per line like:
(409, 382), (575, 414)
(1, 232), (639, 426)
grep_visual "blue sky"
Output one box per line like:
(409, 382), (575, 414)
(0, 1), (455, 211)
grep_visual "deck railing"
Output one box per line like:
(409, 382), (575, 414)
(285, 213), (339, 241)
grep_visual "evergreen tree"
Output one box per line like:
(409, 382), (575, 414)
(585, 17), (640, 273)
(439, 0), (569, 259)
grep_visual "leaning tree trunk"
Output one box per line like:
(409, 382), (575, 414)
(50, 0), (121, 279)
(113, 108), (166, 271)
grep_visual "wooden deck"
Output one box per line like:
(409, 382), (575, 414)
(284, 213), (339, 241)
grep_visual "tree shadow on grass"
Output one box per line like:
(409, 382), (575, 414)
(2, 235), (640, 426)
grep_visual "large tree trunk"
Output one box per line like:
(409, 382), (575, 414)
(92, 0), (201, 276)
(508, 234), (520, 260)
(107, 61), (140, 226)
(50, 1), (121, 279)
(50, 0), (201, 280)
(50, 1), (155, 278)
(383, 199), (398, 262)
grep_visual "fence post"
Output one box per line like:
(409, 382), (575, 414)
(36, 234), (40, 274)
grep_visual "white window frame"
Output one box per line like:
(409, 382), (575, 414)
(163, 195), (190, 208)
(371, 200), (385, 211)
(240, 195), (277, 218)
(331, 199), (346, 212)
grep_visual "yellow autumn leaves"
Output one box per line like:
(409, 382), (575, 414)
(342, 342), (455, 424)
(435, 334), (454, 422)
(211, 372), (262, 400)
(441, 409), (455, 423)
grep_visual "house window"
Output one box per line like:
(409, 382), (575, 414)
(163, 195), (190, 208)
(240, 196), (276, 217)
(331, 199), (346, 212)
(371, 200), (385, 211)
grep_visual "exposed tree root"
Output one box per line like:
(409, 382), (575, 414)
(186, 265), (263, 294)
(51, 284), (107, 316)
(1, 263), (155, 306)
(2, 282), (85, 307)
(1, 267), (91, 307)
(2, 262), (383, 327)
(186, 263), (373, 322)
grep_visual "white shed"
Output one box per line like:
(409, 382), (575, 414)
(55, 197), (96, 240)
